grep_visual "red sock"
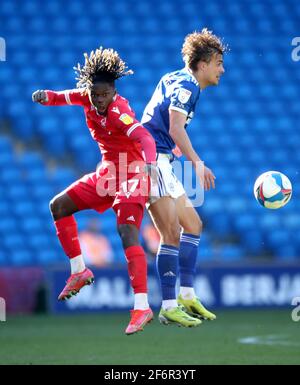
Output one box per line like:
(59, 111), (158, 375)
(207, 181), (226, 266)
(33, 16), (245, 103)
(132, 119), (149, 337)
(125, 245), (148, 294)
(54, 216), (81, 259)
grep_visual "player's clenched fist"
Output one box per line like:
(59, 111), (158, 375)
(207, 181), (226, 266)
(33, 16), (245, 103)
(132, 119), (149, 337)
(32, 90), (48, 103)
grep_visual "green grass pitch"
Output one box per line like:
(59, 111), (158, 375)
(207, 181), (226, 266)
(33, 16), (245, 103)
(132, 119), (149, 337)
(0, 310), (299, 365)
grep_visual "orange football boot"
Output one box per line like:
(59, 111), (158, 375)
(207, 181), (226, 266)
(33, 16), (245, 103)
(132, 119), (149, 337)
(58, 268), (94, 301)
(125, 308), (154, 335)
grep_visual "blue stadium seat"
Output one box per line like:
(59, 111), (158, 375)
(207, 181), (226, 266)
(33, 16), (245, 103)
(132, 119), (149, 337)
(28, 234), (51, 251)
(7, 184), (30, 201)
(25, 168), (48, 184)
(0, 137), (13, 153)
(0, 167), (22, 183)
(276, 245), (298, 261)
(32, 184), (54, 201)
(0, 217), (18, 234)
(49, 167), (77, 190)
(266, 229), (292, 251)
(240, 230), (264, 256)
(234, 214), (256, 235)
(36, 249), (64, 265)
(0, 251), (7, 265)
(18, 152), (45, 169)
(21, 217), (45, 233)
(13, 117), (35, 139)
(0, 152), (14, 166)
(3, 234), (26, 250)
(13, 201), (35, 218)
(0, 202), (10, 217)
(10, 250), (33, 266)
(220, 245), (243, 261)
(208, 214), (232, 238)
(198, 245), (214, 262)
(202, 197), (223, 215)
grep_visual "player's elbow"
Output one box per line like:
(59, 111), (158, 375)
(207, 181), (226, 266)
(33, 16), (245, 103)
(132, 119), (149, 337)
(141, 126), (155, 141)
(147, 131), (156, 148)
(136, 126), (156, 151)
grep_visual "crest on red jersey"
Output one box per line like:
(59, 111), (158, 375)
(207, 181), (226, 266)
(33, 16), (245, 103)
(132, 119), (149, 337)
(119, 113), (134, 125)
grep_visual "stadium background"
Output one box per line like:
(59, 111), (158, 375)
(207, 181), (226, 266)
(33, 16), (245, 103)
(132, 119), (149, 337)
(0, 0), (300, 365)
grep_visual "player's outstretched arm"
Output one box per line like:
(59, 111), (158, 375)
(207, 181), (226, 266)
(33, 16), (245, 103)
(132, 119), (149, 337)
(32, 89), (86, 106)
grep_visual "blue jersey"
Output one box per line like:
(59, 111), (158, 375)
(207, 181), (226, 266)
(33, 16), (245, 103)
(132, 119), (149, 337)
(141, 68), (200, 154)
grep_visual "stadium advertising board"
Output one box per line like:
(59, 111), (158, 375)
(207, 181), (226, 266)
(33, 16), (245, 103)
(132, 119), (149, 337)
(49, 266), (300, 313)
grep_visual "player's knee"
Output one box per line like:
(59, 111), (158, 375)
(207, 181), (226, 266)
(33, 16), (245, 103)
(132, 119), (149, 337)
(196, 216), (203, 234)
(181, 213), (203, 236)
(117, 224), (139, 249)
(184, 216), (203, 235)
(161, 224), (181, 246)
(49, 196), (68, 220)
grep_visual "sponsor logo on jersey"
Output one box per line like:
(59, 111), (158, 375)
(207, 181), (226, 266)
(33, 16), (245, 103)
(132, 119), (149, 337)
(172, 102), (186, 110)
(112, 106), (120, 114)
(119, 113), (134, 125)
(178, 88), (192, 104)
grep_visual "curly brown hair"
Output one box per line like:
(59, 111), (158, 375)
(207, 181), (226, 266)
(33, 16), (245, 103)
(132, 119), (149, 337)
(182, 28), (227, 71)
(74, 47), (133, 89)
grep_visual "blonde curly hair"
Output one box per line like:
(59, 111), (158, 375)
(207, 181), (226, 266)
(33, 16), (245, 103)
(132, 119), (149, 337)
(182, 28), (227, 70)
(74, 47), (133, 89)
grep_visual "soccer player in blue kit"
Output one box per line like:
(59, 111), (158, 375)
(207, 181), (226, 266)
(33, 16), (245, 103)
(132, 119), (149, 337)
(141, 29), (226, 327)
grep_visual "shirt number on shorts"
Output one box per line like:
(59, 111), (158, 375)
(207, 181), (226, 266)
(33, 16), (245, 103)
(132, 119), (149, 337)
(121, 178), (139, 197)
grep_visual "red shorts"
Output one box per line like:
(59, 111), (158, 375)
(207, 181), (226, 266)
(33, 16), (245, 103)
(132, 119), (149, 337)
(65, 166), (149, 229)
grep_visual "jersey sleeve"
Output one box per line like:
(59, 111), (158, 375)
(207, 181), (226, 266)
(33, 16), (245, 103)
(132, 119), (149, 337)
(169, 81), (198, 116)
(127, 125), (156, 164)
(43, 89), (88, 106)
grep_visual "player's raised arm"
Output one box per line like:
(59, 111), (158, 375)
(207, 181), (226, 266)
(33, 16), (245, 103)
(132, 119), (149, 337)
(169, 109), (200, 166)
(32, 89), (87, 106)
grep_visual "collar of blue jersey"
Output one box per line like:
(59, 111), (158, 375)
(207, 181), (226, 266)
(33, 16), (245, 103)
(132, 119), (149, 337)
(184, 66), (199, 87)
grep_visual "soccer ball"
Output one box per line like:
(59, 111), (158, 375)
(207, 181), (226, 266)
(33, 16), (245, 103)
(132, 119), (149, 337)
(254, 171), (292, 209)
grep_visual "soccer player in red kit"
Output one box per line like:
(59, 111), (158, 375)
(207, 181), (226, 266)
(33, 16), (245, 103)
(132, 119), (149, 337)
(32, 47), (156, 335)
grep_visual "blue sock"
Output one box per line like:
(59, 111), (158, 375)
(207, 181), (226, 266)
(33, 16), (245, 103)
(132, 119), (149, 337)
(156, 244), (179, 300)
(179, 233), (200, 288)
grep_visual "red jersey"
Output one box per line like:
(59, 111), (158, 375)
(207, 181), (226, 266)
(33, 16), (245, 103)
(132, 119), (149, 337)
(44, 89), (155, 166)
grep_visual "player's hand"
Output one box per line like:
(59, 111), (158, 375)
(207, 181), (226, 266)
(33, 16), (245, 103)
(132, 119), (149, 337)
(32, 90), (48, 103)
(194, 161), (216, 191)
(172, 145), (182, 158)
(203, 166), (216, 190)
